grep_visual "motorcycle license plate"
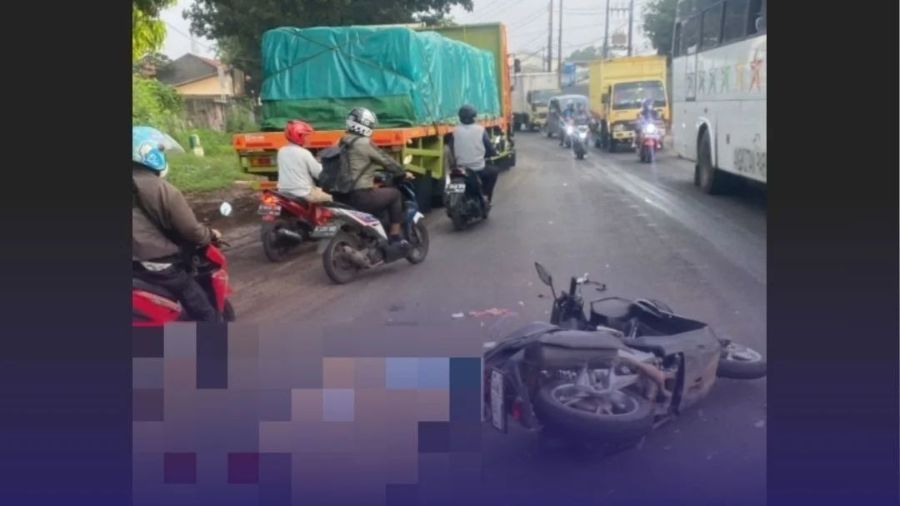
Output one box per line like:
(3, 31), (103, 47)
(488, 369), (507, 433)
(447, 183), (466, 194)
(310, 224), (338, 239)
(257, 204), (281, 216)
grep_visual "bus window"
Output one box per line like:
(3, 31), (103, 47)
(701, 3), (724, 49)
(672, 21), (683, 57)
(683, 15), (701, 54)
(749, 0), (765, 34)
(722, 0), (750, 42)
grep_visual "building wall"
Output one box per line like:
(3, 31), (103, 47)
(176, 75), (234, 97)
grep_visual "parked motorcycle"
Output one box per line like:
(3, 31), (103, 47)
(318, 164), (429, 284)
(445, 166), (490, 230)
(483, 262), (766, 444)
(132, 202), (236, 326)
(636, 121), (664, 163)
(257, 189), (334, 262)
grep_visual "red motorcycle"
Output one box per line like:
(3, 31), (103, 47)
(258, 189), (334, 262)
(132, 203), (236, 327)
(132, 241), (235, 326)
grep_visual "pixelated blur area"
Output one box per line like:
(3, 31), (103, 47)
(132, 321), (487, 506)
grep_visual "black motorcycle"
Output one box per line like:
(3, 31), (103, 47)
(483, 262), (766, 444)
(444, 167), (490, 230)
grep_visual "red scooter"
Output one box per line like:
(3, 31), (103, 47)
(258, 188), (334, 262)
(132, 203), (235, 327)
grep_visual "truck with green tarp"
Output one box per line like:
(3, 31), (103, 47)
(232, 23), (515, 211)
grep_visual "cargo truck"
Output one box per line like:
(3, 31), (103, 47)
(231, 23), (515, 212)
(510, 72), (558, 131)
(588, 55), (669, 152)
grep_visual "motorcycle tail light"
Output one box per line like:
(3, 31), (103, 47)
(261, 193), (278, 205)
(315, 206), (334, 225)
(511, 399), (523, 420)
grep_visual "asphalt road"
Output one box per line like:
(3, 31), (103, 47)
(221, 133), (767, 505)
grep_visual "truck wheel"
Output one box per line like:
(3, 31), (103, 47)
(697, 131), (730, 195)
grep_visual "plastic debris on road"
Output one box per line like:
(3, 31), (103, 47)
(468, 307), (517, 318)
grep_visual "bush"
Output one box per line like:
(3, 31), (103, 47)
(132, 75), (184, 132)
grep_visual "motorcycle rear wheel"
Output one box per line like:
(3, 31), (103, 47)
(261, 219), (299, 262)
(323, 232), (362, 284)
(533, 381), (654, 441)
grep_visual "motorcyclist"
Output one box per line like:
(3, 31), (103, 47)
(559, 102), (576, 146)
(341, 107), (413, 246)
(450, 104), (499, 212)
(132, 126), (222, 322)
(633, 98), (660, 148)
(276, 120), (332, 203)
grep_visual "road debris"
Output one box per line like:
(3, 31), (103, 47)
(451, 312), (466, 319)
(468, 307), (517, 318)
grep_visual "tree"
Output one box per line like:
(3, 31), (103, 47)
(185, 0), (473, 95)
(568, 46), (599, 62)
(133, 0), (176, 62)
(642, 0), (677, 58)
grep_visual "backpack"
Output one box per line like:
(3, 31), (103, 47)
(318, 136), (370, 195)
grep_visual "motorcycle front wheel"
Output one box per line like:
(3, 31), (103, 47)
(533, 381), (654, 442)
(323, 232), (362, 284)
(717, 342), (767, 379)
(406, 221), (430, 264)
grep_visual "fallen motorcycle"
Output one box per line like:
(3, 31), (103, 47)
(483, 262), (766, 445)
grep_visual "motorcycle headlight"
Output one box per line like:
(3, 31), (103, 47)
(643, 124), (657, 134)
(578, 131), (588, 139)
(565, 126), (574, 135)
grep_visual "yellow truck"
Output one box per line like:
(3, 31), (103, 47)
(588, 55), (669, 152)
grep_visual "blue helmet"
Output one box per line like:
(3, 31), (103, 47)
(132, 126), (175, 172)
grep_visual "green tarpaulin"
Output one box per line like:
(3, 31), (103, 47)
(260, 26), (501, 131)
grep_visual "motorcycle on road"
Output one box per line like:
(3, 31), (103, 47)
(571, 124), (590, 160)
(444, 166), (490, 231)
(636, 120), (664, 163)
(132, 202), (237, 326)
(483, 262), (766, 445)
(318, 167), (429, 284)
(257, 189), (334, 262)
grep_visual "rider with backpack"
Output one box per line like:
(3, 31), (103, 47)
(324, 107), (413, 246)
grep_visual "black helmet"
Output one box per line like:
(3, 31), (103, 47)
(458, 104), (477, 124)
(346, 107), (378, 137)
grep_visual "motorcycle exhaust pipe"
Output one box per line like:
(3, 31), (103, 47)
(341, 246), (372, 269)
(276, 228), (304, 243)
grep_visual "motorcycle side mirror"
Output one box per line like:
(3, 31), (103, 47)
(219, 202), (233, 217)
(535, 262), (553, 288)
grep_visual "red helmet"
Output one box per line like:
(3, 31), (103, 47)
(284, 120), (314, 146)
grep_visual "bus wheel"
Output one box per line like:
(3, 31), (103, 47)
(697, 131), (729, 195)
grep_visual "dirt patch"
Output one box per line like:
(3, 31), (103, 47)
(187, 181), (261, 231)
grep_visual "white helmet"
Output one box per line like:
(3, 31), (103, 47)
(346, 107), (377, 137)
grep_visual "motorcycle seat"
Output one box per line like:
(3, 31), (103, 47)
(526, 329), (625, 368)
(271, 191), (312, 206)
(133, 278), (177, 301)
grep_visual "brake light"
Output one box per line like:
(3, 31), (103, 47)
(315, 206), (334, 225)
(261, 193), (279, 205)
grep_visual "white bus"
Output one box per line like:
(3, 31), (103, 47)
(671, 0), (766, 193)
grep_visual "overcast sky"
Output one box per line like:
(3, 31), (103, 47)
(159, 0), (653, 60)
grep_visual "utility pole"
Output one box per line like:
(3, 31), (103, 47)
(547, 0), (553, 72)
(557, 0), (563, 87)
(627, 0), (634, 56)
(603, 0), (611, 59)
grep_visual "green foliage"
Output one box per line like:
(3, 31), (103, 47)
(132, 75), (184, 132)
(165, 152), (247, 193)
(568, 46), (600, 62)
(642, 0), (678, 57)
(186, 0), (474, 95)
(132, 0), (176, 62)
